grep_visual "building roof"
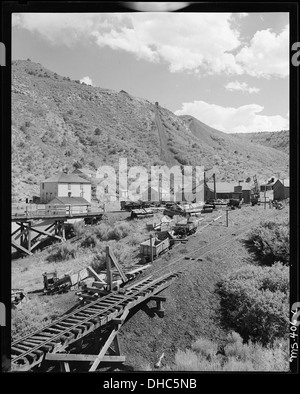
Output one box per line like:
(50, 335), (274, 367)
(42, 172), (91, 184)
(48, 197), (91, 205)
(237, 182), (252, 191)
(72, 168), (95, 178)
(207, 182), (235, 193)
(260, 176), (278, 187)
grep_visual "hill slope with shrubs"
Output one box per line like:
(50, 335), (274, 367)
(12, 60), (289, 201)
(230, 130), (289, 155)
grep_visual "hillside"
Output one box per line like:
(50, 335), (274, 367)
(12, 60), (289, 202)
(229, 130), (289, 155)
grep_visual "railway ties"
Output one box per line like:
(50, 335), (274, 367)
(11, 271), (180, 372)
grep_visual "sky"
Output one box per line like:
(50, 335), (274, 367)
(12, 11), (290, 133)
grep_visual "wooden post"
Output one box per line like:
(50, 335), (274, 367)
(226, 209), (228, 227)
(150, 234), (154, 264)
(27, 221), (31, 252)
(20, 223), (25, 246)
(106, 246), (113, 291)
(60, 361), (70, 372)
(61, 221), (66, 241)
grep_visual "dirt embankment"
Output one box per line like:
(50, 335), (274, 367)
(118, 205), (289, 370)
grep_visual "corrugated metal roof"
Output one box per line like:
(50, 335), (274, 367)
(48, 197), (90, 205)
(42, 172), (91, 184)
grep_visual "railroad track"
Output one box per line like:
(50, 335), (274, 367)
(11, 271), (180, 372)
(132, 209), (279, 283)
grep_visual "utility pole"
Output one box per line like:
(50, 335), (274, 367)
(150, 234), (154, 264)
(213, 173), (216, 200)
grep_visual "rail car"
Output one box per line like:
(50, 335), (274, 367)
(140, 236), (171, 261)
(173, 220), (198, 236)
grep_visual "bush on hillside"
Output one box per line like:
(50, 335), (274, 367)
(94, 222), (131, 241)
(90, 240), (132, 273)
(81, 234), (98, 248)
(46, 242), (77, 262)
(72, 220), (85, 237)
(216, 263), (289, 345)
(171, 332), (288, 372)
(248, 220), (289, 265)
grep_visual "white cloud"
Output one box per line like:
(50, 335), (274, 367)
(80, 76), (93, 85)
(225, 81), (260, 94)
(12, 13), (289, 78)
(12, 13), (242, 74)
(235, 25), (289, 78)
(175, 100), (289, 133)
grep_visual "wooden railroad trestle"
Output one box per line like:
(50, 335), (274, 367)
(11, 219), (67, 256)
(11, 273), (178, 372)
(44, 295), (166, 372)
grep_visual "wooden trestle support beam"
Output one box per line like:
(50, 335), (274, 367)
(43, 296), (167, 372)
(11, 219), (67, 255)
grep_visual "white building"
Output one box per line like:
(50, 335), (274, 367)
(40, 172), (92, 203)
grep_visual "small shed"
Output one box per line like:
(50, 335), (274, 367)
(260, 177), (285, 201)
(48, 196), (91, 214)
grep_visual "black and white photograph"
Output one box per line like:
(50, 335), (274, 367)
(1, 1), (298, 377)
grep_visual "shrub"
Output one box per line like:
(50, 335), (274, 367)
(94, 127), (101, 136)
(191, 338), (218, 360)
(93, 222), (131, 241)
(46, 242), (77, 262)
(216, 263), (289, 345)
(248, 220), (289, 265)
(81, 234), (98, 248)
(72, 220), (85, 237)
(91, 249), (107, 272)
(171, 333), (288, 371)
(90, 239), (132, 273)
